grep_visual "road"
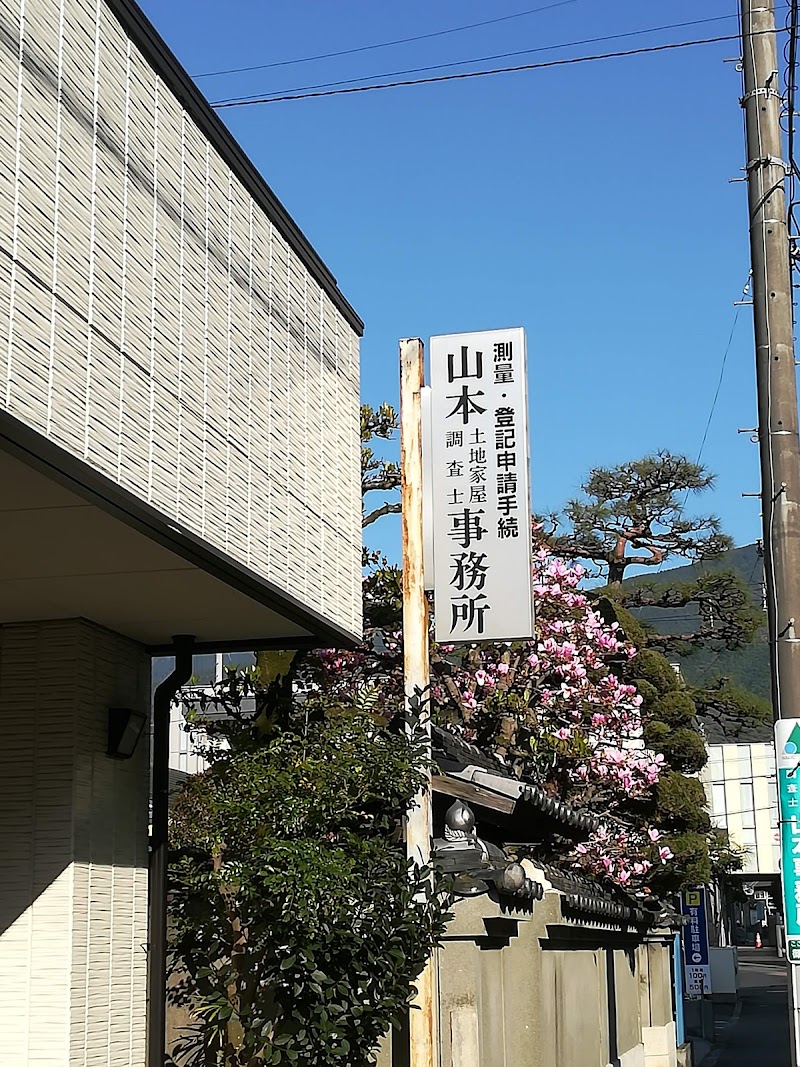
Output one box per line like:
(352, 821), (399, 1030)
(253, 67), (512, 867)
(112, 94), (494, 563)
(710, 949), (790, 1067)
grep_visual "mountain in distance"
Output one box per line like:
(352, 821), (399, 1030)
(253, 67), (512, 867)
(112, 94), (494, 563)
(623, 542), (770, 701)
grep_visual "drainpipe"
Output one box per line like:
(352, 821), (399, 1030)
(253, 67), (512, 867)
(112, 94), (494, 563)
(673, 931), (686, 1048)
(147, 634), (195, 1067)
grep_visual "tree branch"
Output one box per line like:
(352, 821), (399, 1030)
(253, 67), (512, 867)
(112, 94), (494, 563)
(363, 502), (402, 528)
(362, 472), (401, 494)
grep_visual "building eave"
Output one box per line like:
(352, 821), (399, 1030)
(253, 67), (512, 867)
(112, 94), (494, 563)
(0, 410), (359, 650)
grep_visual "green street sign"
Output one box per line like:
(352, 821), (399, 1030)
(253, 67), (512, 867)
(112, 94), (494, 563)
(775, 720), (800, 964)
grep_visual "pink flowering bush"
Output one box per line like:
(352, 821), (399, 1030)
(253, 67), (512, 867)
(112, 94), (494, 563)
(309, 546), (673, 888)
(429, 545), (671, 886)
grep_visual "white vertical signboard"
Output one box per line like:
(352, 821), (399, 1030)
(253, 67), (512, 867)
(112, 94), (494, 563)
(430, 328), (534, 643)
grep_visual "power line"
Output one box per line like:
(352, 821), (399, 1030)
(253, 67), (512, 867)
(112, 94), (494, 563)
(210, 14), (740, 107)
(193, 0), (583, 80)
(653, 270), (753, 582)
(694, 273), (752, 469)
(212, 32), (773, 109)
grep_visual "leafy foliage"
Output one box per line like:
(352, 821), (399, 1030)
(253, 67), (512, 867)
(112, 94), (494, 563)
(315, 546), (675, 888)
(610, 542), (770, 705)
(602, 600), (742, 890)
(620, 571), (763, 654)
(549, 451), (731, 585)
(690, 679), (773, 743)
(547, 453), (762, 660)
(653, 772), (711, 833)
(169, 693), (451, 1066)
(361, 403), (401, 529)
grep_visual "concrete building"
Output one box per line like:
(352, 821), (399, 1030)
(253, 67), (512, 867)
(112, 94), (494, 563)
(700, 740), (782, 944)
(701, 742), (779, 878)
(0, 0), (363, 1062)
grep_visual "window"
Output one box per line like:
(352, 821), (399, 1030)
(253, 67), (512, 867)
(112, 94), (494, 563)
(741, 828), (757, 851)
(224, 652), (256, 672)
(712, 784), (727, 824)
(740, 782), (756, 829)
(738, 750), (752, 781)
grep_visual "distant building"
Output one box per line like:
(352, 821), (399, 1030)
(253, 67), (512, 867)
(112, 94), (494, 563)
(699, 739), (781, 944)
(700, 741), (779, 875)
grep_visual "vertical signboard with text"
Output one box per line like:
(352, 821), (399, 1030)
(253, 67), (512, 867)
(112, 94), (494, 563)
(776, 719), (800, 963)
(680, 888), (712, 998)
(429, 329), (534, 643)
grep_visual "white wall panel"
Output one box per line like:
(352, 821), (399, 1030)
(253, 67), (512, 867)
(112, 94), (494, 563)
(0, 0), (362, 639)
(0, 618), (151, 1067)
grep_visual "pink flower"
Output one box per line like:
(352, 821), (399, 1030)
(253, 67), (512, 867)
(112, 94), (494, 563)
(648, 828), (661, 843)
(496, 662), (510, 676)
(659, 846), (673, 863)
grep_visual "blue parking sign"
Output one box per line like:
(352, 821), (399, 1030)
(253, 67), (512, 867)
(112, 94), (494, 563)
(680, 888), (711, 998)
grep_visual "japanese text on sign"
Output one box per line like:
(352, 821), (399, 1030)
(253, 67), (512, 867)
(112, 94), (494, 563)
(680, 888), (711, 999)
(430, 329), (534, 643)
(775, 720), (800, 963)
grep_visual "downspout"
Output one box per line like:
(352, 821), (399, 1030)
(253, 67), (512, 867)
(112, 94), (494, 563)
(147, 634), (195, 1067)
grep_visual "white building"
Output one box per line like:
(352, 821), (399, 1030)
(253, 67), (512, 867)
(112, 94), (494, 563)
(701, 741), (780, 876)
(0, 0), (363, 1062)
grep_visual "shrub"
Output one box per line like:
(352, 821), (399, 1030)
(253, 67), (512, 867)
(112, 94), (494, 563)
(169, 705), (451, 1066)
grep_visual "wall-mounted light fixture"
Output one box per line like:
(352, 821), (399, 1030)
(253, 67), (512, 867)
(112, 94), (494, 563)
(107, 707), (148, 760)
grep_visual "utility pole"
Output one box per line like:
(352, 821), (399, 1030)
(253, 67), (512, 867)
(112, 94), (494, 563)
(399, 337), (437, 1067)
(741, 2), (800, 1061)
(741, 0), (800, 717)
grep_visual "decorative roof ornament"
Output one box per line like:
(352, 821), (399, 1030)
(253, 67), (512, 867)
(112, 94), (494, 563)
(433, 800), (543, 901)
(443, 800), (477, 844)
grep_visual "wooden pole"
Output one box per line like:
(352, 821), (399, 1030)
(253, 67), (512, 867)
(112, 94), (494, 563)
(741, 0), (800, 722)
(740, 4), (800, 1062)
(399, 337), (437, 1067)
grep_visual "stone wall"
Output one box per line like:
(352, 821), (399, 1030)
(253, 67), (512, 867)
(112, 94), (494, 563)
(378, 878), (677, 1067)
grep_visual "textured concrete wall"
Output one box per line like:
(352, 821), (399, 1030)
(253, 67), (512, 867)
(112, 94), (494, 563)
(614, 947), (644, 1060)
(409, 889), (678, 1067)
(0, 0), (362, 639)
(0, 618), (150, 1066)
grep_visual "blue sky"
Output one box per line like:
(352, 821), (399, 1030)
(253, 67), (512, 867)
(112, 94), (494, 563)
(142, 0), (783, 563)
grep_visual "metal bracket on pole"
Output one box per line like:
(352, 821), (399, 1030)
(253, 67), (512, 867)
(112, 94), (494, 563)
(746, 155), (791, 174)
(740, 86), (782, 104)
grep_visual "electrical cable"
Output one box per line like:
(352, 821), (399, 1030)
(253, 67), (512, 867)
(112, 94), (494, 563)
(193, 0), (584, 79)
(211, 31), (780, 109)
(648, 270), (751, 580)
(694, 273), (752, 471)
(209, 15), (740, 107)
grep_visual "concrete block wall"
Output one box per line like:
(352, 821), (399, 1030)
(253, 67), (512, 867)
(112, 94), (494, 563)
(0, 618), (150, 1066)
(378, 889), (679, 1067)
